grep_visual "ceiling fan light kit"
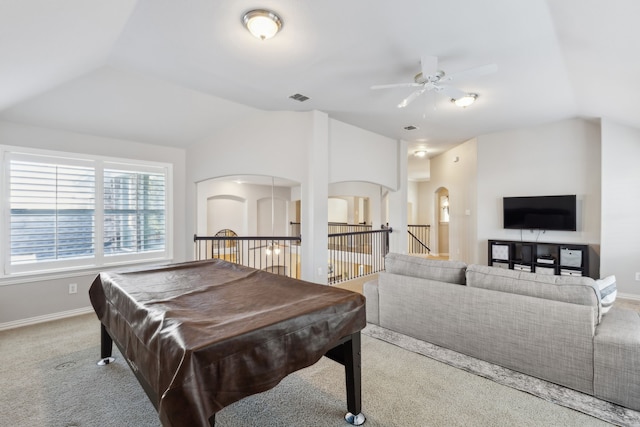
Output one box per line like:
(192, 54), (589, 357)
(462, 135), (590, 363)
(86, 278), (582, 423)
(242, 9), (283, 40)
(452, 93), (478, 108)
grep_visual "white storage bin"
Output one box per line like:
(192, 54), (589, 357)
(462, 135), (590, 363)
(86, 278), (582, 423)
(492, 244), (509, 261)
(513, 264), (532, 272)
(536, 266), (556, 275)
(561, 269), (583, 277)
(492, 262), (509, 269)
(560, 248), (582, 267)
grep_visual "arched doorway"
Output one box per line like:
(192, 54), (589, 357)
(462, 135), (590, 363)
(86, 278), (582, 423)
(436, 187), (449, 258)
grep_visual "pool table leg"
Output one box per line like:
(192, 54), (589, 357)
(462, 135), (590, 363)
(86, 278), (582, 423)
(326, 332), (365, 425)
(97, 323), (116, 366)
(343, 332), (365, 425)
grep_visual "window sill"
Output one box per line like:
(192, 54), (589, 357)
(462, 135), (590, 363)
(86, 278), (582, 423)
(0, 257), (174, 287)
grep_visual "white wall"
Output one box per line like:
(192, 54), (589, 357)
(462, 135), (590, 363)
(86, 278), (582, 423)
(418, 139), (478, 262)
(601, 119), (640, 296)
(328, 198), (349, 223)
(476, 118), (601, 268)
(329, 119), (398, 190)
(420, 118), (601, 268)
(207, 196), (246, 235)
(257, 197), (289, 236)
(329, 181), (383, 227)
(0, 120), (187, 326)
(407, 180), (419, 224)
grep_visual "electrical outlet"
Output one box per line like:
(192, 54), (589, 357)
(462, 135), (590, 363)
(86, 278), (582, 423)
(68, 283), (78, 294)
(635, 272), (640, 281)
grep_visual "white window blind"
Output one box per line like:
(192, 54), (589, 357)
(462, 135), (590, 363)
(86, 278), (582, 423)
(9, 157), (96, 266)
(4, 150), (171, 275)
(104, 167), (166, 256)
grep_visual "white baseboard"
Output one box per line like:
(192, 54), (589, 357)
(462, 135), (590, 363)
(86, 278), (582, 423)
(0, 306), (94, 331)
(618, 292), (640, 302)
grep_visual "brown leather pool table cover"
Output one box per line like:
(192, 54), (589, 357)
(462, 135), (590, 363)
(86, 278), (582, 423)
(89, 259), (366, 426)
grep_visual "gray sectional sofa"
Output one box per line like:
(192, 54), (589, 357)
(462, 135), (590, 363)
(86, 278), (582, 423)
(363, 253), (640, 411)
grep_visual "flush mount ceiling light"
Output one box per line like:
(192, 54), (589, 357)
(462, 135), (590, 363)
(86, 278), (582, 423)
(414, 150), (428, 158)
(451, 93), (478, 108)
(242, 9), (283, 40)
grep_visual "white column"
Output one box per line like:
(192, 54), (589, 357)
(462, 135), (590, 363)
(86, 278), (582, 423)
(387, 139), (408, 254)
(301, 111), (329, 283)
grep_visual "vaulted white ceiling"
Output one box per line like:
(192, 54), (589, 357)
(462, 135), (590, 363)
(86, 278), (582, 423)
(1, 0), (638, 181)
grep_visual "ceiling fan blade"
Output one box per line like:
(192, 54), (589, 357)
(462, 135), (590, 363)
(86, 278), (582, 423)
(436, 85), (467, 100)
(398, 88), (426, 108)
(421, 55), (438, 78)
(441, 63), (498, 83)
(371, 82), (421, 90)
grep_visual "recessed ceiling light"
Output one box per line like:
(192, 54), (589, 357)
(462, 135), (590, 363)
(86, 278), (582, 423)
(242, 9), (283, 40)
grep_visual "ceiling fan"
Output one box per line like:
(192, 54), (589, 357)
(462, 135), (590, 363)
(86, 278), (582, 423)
(371, 56), (497, 108)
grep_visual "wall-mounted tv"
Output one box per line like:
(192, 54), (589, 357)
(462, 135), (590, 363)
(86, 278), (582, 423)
(503, 195), (577, 231)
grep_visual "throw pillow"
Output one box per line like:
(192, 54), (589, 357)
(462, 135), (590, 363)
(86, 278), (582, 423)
(596, 275), (617, 314)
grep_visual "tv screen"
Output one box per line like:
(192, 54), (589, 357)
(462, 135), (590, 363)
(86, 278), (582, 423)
(503, 195), (577, 231)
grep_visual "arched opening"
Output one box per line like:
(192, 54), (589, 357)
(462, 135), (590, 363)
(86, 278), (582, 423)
(436, 187), (450, 258)
(195, 175), (301, 278)
(196, 175), (299, 236)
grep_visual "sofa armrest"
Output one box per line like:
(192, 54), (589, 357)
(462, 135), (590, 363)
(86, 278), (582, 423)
(594, 306), (640, 411)
(363, 279), (379, 325)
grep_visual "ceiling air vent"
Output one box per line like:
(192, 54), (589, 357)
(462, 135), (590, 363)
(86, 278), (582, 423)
(289, 93), (310, 102)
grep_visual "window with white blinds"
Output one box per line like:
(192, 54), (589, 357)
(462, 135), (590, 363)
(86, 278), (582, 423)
(9, 158), (96, 265)
(103, 166), (166, 257)
(4, 151), (171, 275)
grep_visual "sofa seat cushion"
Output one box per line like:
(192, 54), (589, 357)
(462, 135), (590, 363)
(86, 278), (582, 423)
(594, 307), (640, 411)
(385, 253), (467, 284)
(466, 264), (601, 324)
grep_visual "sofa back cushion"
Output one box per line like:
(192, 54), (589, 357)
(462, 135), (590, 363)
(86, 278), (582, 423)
(385, 253), (467, 284)
(466, 264), (601, 323)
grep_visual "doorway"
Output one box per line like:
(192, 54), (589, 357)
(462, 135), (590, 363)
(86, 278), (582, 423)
(437, 187), (449, 257)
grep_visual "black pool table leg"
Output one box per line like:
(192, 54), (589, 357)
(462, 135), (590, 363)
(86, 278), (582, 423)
(343, 332), (365, 426)
(97, 323), (116, 366)
(326, 332), (366, 425)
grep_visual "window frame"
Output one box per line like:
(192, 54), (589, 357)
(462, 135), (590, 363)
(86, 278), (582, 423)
(1, 146), (173, 278)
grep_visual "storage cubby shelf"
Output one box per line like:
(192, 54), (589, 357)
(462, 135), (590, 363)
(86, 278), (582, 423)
(488, 240), (592, 278)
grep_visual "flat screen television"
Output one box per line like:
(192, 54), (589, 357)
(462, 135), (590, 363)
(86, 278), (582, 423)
(503, 195), (577, 231)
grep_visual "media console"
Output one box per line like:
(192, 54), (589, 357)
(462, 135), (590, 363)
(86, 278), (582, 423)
(488, 239), (595, 278)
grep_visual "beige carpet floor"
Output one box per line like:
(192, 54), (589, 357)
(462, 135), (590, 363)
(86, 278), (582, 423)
(0, 313), (626, 427)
